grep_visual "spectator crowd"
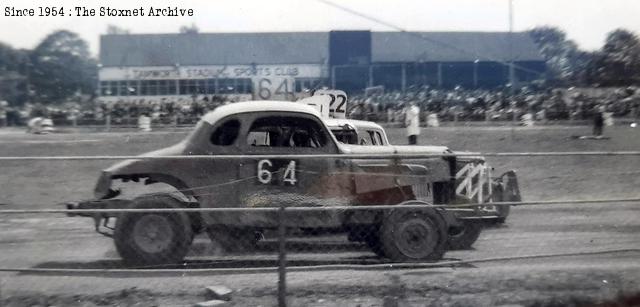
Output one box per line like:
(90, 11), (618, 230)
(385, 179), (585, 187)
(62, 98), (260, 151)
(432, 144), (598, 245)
(0, 86), (639, 128)
(347, 85), (640, 124)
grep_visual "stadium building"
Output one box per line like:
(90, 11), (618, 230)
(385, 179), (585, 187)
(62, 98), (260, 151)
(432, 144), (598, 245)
(98, 30), (545, 102)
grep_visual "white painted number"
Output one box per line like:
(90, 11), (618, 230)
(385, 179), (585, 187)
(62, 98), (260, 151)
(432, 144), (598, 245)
(283, 161), (297, 185)
(257, 159), (273, 184)
(336, 95), (346, 113)
(257, 159), (297, 185)
(328, 94), (346, 113)
(313, 90), (348, 118)
(255, 78), (294, 100)
(258, 79), (272, 100)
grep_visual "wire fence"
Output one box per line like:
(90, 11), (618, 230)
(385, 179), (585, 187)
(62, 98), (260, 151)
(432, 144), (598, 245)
(4, 151), (640, 161)
(1, 152), (640, 306)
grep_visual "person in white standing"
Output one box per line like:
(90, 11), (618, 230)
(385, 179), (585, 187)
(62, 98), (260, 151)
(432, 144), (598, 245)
(404, 101), (421, 145)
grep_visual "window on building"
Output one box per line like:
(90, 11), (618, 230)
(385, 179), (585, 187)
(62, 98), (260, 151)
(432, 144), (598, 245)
(217, 79), (236, 94)
(157, 80), (169, 95)
(179, 79), (195, 95)
(128, 80), (139, 96)
(167, 80), (177, 95)
(139, 80), (148, 96)
(147, 80), (158, 96)
(196, 79), (206, 94)
(118, 80), (129, 96)
(206, 79), (217, 94)
(100, 81), (118, 96)
(235, 78), (253, 94)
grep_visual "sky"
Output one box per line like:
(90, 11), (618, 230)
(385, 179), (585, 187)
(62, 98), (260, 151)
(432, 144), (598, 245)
(0, 0), (639, 56)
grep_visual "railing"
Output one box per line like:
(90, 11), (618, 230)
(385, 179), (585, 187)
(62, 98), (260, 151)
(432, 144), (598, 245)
(1, 151), (639, 305)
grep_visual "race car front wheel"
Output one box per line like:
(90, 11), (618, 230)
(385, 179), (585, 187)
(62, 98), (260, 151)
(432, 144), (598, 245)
(447, 220), (483, 250)
(114, 197), (193, 266)
(380, 208), (447, 262)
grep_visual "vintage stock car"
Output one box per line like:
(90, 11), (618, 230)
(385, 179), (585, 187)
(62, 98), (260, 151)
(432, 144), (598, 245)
(67, 96), (520, 265)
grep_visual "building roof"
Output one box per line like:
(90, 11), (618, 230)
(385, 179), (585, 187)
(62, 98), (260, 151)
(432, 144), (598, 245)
(372, 31), (543, 62)
(100, 32), (330, 67)
(100, 31), (543, 67)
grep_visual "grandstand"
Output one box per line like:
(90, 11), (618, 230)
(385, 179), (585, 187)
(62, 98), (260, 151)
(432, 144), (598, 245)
(98, 30), (546, 102)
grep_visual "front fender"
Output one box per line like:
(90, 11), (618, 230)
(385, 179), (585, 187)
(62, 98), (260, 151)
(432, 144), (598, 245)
(94, 171), (115, 199)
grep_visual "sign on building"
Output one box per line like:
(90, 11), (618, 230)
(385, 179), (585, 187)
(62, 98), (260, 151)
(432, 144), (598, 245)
(253, 77), (295, 101)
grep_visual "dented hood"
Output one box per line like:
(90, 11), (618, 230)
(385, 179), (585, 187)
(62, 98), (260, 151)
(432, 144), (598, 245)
(95, 142), (188, 199)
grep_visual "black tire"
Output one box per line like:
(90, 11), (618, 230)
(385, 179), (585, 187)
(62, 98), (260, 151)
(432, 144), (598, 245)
(447, 221), (483, 250)
(114, 196), (193, 266)
(380, 208), (447, 262)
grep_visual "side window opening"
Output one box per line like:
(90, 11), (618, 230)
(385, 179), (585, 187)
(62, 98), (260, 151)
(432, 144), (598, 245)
(332, 128), (358, 144)
(375, 131), (385, 145)
(367, 131), (378, 145)
(210, 119), (241, 146)
(247, 116), (327, 148)
(356, 130), (372, 145)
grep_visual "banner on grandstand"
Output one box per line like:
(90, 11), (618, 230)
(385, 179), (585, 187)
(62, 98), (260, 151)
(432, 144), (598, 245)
(99, 64), (325, 80)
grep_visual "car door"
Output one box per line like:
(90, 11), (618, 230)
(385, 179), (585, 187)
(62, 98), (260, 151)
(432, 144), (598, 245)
(187, 115), (249, 227)
(235, 111), (353, 228)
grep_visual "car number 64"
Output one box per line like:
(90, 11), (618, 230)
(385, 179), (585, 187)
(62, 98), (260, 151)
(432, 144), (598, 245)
(257, 159), (297, 185)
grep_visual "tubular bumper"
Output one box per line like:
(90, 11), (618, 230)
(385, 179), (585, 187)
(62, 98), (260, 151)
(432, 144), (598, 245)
(66, 199), (133, 237)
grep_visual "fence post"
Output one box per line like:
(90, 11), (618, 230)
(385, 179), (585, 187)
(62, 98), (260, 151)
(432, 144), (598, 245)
(105, 114), (111, 132)
(277, 205), (287, 307)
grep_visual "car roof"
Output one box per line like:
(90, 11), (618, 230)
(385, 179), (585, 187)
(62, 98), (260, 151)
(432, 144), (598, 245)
(324, 118), (385, 130)
(201, 101), (322, 125)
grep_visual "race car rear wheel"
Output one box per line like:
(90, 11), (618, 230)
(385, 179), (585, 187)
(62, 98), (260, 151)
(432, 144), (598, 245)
(380, 208), (447, 262)
(114, 197), (193, 266)
(447, 220), (483, 250)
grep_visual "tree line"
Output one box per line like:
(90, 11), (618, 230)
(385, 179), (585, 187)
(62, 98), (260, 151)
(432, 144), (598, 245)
(0, 26), (639, 106)
(529, 26), (640, 87)
(0, 30), (97, 106)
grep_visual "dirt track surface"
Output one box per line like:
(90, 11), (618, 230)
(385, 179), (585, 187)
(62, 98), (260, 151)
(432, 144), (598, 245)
(1, 125), (640, 306)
